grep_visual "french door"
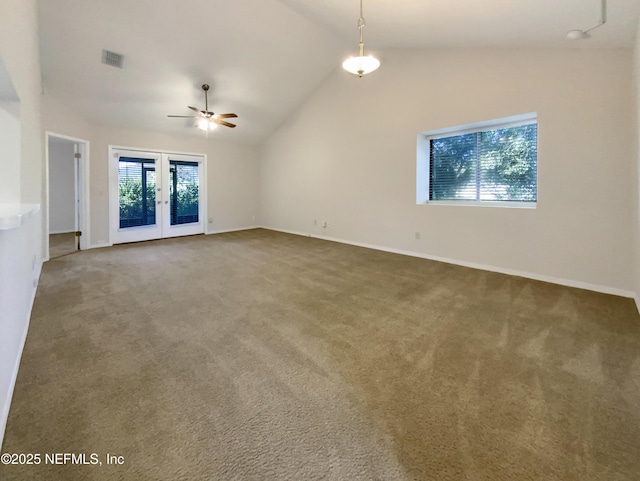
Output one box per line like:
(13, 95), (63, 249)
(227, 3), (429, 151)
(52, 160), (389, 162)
(111, 149), (205, 244)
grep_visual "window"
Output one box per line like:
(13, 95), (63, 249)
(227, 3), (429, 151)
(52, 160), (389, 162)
(118, 158), (157, 228)
(417, 114), (537, 207)
(169, 160), (200, 226)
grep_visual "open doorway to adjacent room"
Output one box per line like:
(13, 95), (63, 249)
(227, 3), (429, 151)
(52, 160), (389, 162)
(45, 132), (89, 260)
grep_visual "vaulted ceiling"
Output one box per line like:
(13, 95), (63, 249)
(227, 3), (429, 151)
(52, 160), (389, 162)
(38, 0), (640, 145)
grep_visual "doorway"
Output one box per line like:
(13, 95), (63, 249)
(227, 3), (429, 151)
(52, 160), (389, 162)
(46, 133), (89, 260)
(110, 148), (206, 244)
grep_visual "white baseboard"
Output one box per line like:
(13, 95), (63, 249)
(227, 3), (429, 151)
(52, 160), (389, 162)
(263, 227), (313, 238)
(89, 227), (262, 248)
(206, 225), (261, 235)
(89, 242), (113, 250)
(0, 259), (42, 451)
(49, 229), (75, 235)
(263, 226), (635, 299)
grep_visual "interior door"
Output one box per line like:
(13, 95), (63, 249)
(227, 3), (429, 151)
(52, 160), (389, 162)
(112, 149), (204, 244)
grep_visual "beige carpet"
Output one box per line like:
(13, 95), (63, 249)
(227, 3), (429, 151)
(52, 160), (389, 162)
(49, 232), (77, 259)
(2, 229), (640, 480)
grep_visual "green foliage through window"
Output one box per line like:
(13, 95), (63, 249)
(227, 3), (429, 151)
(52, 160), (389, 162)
(119, 160), (156, 228)
(170, 161), (199, 225)
(429, 123), (537, 203)
(118, 158), (200, 229)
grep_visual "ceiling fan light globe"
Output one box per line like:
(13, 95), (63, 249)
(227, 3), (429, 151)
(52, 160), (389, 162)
(342, 55), (380, 77)
(197, 118), (217, 131)
(197, 118), (209, 131)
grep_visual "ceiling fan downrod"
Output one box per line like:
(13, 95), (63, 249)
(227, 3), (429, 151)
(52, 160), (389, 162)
(202, 84), (210, 112)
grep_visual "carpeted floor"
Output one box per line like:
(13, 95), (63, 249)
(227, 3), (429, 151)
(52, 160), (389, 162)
(49, 232), (77, 259)
(2, 229), (640, 480)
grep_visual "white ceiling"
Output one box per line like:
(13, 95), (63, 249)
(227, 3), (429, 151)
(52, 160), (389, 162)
(38, 0), (640, 146)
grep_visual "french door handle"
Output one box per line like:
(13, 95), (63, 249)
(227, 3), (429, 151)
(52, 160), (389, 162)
(165, 201), (169, 204)
(157, 201), (161, 205)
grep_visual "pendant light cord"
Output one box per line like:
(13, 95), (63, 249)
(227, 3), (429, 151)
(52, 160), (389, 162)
(583, 0), (607, 34)
(357, 0), (366, 55)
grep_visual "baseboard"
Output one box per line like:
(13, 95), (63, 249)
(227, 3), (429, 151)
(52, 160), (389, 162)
(89, 228), (262, 248)
(49, 229), (75, 235)
(206, 225), (261, 235)
(0, 259), (42, 451)
(263, 226), (635, 299)
(89, 242), (113, 250)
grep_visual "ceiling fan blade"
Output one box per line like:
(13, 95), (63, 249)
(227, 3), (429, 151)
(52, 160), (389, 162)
(187, 106), (202, 114)
(213, 118), (236, 128)
(168, 115), (197, 118)
(217, 113), (238, 119)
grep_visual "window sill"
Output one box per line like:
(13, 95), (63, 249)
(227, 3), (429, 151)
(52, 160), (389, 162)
(422, 200), (536, 209)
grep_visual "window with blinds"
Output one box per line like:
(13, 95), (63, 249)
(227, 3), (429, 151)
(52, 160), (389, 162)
(427, 119), (537, 205)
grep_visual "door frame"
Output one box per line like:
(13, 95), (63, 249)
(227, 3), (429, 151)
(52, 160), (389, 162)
(45, 131), (91, 261)
(108, 145), (207, 245)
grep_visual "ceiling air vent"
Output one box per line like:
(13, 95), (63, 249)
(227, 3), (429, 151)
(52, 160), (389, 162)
(101, 49), (124, 68)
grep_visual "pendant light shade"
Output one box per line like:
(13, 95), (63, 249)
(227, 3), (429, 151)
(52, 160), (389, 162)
(343, 0), (379, 77)
(342, 55), (380, 77)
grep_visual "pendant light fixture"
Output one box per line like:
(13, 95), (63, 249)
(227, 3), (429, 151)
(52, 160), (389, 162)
(342, 0), (380, 77)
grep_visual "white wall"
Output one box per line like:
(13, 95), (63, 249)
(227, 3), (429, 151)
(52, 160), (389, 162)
(260, 49), (634, 295)
(0, 210), (41, 449)
(0, 0), (43, 449)
(41, 99), (261, 247)
(48, 141), (76, 233)
(0, 103), (20, 204)
(0, 2), (42, 205)
(633, 22), (640, 309)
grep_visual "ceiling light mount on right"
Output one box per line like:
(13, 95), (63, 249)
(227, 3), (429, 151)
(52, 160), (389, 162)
(342, 0), (380, 77)
(567, 0), (607, 40)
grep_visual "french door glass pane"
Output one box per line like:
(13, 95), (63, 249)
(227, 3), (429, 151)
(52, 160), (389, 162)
(118, 158), (156, 228)
(169, 161), (199, 226)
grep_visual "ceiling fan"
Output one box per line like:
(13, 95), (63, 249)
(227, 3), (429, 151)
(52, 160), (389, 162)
(168, 84), (237, 131)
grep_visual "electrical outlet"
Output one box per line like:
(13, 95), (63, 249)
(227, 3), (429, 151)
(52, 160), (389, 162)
(208, 218), (213, 224)
(314, 220), (317, 226)
(415, 232), (421, 240)
(322, 221), (328, 228)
